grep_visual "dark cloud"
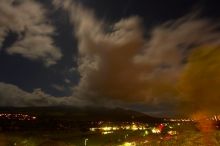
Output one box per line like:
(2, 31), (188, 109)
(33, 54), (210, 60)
(51, 84), (66, 92)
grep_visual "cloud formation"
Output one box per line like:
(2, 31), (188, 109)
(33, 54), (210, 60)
(0, 0), (220, 115)
(0, 0), (62, 66)
(55, 0), (220, 114)
(0, 82), (85, 107)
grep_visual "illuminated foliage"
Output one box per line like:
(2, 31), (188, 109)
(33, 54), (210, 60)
(179, 45), (220, 113)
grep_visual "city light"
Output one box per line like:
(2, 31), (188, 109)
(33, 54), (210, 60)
(131, 124), (138, 131)
(102, 131), (113, 135)
(0, 113), (37, 121)
(89, 122), (148, 133)
(151, 127), (161, 134)
(144, 130), (149, 136)
(101, 126), (112, 131)
(168, 130), (178, 135)
(120, 142), (136, 146)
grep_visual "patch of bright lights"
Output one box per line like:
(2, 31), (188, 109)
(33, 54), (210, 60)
(131, 124), (138, 131)
(102, 127), (112, 131)
(144, 130), (149, 136)
(120, 142), (136, 146)
(102, 131), (113, 135)
(168, 130), (177, 135)
(151, 127), (161, 134)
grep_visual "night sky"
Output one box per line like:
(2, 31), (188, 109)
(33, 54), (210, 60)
(0, 0), (220, 116)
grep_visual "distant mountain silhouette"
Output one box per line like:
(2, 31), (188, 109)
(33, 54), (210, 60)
(0, 106), (162, 123)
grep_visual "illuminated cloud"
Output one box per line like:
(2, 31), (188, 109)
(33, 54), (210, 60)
(0, 82), (85, 107)
(0, 0), (62, 66)
(1, 0), (216, 113)
(55, 0), (220, 114)
(54, 0), (158, 104)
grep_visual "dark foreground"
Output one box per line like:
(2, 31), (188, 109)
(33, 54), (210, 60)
(0, 107), (219, 145)
(0, 123), (220, 146)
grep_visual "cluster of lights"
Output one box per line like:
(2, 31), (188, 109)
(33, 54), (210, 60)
(119, 142), (136, 146)
(90, 122), (181, 137)
(90, 122), (148, 134)
(0, 113), (36, 121)
(119, 140), (149, 146)
(165, 115), (220, 122)
(167, 130), (178, 135)
(168, 119), (193, 122)
(151, 127), (161, 134)
(208, 115), (220, 121)
(102, 131), (113, 135)
(123, 123), (147, 131)
(89, 122), (181, 145)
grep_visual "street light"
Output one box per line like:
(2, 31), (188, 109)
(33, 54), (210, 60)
(85, 138), (88, 146)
